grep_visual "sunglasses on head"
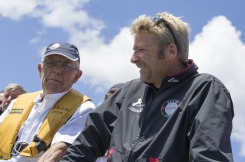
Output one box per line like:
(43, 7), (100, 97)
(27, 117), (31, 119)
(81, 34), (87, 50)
(151, 15), (179, 51)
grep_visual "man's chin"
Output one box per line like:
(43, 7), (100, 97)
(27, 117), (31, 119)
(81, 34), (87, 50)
(140, 77), (148, 83)
(46, 85), (62, 93)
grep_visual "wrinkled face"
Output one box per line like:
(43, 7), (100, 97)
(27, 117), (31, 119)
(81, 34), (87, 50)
(2, 89), (24, 111)
(0, 92), (4, 106)
(131, 31), (170, 88)
(38, 54), (82, 95)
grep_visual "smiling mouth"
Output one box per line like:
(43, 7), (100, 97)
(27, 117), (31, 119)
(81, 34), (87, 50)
(50, 79), (62, 83)
(136, 63), (143, 68)
(138, 65), (145, 70)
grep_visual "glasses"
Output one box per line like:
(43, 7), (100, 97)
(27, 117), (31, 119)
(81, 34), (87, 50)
(151, 15), (179, 51)
(43, 60), (78, 71)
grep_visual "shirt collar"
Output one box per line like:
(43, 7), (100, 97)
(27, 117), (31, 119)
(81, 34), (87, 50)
(158, 60), (198, 91)
(34, 88), (72, 104)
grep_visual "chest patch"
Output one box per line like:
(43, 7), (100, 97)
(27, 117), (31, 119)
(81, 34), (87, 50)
(129, 98), (144, 113)
(10, 108), (24, 114)
(161, 99), (180, 118)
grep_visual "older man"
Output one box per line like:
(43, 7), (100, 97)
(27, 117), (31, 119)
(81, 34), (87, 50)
(0, 42), (95, 162)
(0, 91), (4, 115)
(0, 83), (26, 115)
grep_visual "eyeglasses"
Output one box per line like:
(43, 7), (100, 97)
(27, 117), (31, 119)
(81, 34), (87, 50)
(151, 15), (179, 51)
(43, 60), (78, 71)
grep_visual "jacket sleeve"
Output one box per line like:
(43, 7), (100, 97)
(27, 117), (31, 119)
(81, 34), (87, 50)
(60, 89), (124, 162)
(188, 77), (234, 162)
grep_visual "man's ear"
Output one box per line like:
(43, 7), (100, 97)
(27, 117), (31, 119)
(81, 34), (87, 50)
(168, 43), (178, 56)
(161, 43), (178, 59)
(38, 64), (42, 78)
(73, 70), (82, 84)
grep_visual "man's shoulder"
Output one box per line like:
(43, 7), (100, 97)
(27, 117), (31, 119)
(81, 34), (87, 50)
(194, 73), (230, 92)
(197, 73), (225, 85)
(119, 78), (147, 95)
(125, 78), (146, 87)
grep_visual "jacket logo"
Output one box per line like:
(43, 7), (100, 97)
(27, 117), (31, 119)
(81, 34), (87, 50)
(168, 78), (179, 83)
(10, 108), (24, 114)
(161, 99), (180, 118)
(129, 98), (144, 113)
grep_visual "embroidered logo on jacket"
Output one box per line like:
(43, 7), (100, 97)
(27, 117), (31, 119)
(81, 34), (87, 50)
(168, 78), (179, 83)
(129, 98), (144, 113)
(161, 99), (180, 117)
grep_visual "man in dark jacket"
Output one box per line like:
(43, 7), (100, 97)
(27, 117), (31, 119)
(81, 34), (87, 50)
(61, 12), (234, 162)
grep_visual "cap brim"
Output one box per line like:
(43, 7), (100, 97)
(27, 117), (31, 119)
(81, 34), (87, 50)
(44, 52), (79, 61)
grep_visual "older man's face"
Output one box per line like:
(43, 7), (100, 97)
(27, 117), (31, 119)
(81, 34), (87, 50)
(2, 89), (24, 111)
(0, 92), (4, 106)
(38, 54), (82, 95)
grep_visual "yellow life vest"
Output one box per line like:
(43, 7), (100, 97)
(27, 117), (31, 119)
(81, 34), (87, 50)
(0, 89), (90, 160)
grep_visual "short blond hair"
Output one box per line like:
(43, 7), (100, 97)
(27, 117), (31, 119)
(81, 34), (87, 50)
(130, 12), (190, 64)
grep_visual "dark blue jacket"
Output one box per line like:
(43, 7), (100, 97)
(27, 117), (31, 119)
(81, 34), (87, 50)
(61, 61), (234, 162)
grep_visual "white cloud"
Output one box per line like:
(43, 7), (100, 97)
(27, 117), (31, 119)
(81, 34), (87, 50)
(38, 0), (103, 31)
(0, 0), (37, 20)
(79, 27), (137, 88)
(190, 16), (245, 156)
(0, 0), (104, 42)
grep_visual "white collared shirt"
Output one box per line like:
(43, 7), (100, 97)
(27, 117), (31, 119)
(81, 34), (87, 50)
(0, 90), (95, 162)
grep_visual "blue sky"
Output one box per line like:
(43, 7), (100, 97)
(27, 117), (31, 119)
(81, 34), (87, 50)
(0, 0), (245, 161)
